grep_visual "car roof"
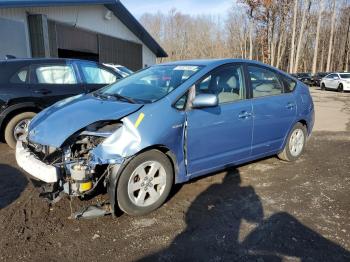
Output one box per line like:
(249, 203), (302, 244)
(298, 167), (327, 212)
(160, 58), (285, 70)
(160, 58), (264, 67)
(159, 58), (292, 77)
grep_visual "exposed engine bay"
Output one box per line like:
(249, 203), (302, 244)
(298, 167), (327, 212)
(19, 121), (124, 217)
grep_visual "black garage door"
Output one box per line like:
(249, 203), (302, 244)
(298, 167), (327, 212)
(98, 34), (142, 71)
(47, 21), (143, 70)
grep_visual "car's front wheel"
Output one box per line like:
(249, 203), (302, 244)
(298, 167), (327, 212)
(338, 84), (344, 92)
(321, 83), (326, 90)
(278, 122), (307, 162)
(117, 150), (174, 216)
(4, 112), (36, 149)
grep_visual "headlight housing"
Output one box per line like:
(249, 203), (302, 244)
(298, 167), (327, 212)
(80, 121), (122, 138)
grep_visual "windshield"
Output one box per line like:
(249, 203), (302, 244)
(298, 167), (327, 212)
(298, 73), (310, 77)
(340, 73), (350, 79)
(98, 65), (203, 103)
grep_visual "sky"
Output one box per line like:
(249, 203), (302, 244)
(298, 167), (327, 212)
(121, 0), (235, 18)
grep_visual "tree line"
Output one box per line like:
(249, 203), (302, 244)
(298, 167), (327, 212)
(140, 0), (350, 73)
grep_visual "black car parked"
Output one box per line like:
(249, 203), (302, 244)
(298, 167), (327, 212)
(294, 73), (313, 86)
(311, 72), (328, 87)
(0, 58), (122, 148)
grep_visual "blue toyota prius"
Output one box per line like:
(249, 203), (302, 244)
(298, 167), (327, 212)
(16, 59), (314, 217)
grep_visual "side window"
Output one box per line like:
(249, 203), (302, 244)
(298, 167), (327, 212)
(248, 66), (283, 98)
(35, 65), (77, 84)
(80, 64), (117, 84)
(10, 67), (29, 84)
(280, 75), (296, 93)
(195, 65), (245, 104)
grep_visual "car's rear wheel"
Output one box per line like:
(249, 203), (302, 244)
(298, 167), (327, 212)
(278, 122), (307, 162)
(4, 112), (36, 149)
(117, 150), (174, 216)
(321, 83), (326, 90)
(338, 84), (344, 92)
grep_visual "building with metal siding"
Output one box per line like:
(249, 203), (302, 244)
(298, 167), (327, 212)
(0, 1), (167, 70)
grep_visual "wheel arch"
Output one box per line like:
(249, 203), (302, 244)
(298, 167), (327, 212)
(107, 144), (178, 216)
(0, 103), (41, 141)
(280, 119), (309, 154)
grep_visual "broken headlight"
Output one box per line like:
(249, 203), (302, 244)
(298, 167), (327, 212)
(69, 121), (122, 160)
(63, 121), (122, 196)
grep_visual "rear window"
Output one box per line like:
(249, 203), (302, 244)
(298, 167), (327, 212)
(340, 74), (350, 79)
(10, 67), (29, 84)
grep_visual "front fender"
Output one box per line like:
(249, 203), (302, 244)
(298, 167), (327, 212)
(91, 99), (187, 185)
(85, 98), (187, 214)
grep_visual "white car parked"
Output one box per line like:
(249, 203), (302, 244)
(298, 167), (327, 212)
(321, 73), (350, 92)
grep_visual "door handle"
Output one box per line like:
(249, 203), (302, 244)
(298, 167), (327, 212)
(285, 102), (295, 109)
(238, 111), (252, 119)
(34, 89), (52, 95)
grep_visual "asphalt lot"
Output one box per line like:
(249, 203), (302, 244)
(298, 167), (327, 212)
(0, 87), (349, 262)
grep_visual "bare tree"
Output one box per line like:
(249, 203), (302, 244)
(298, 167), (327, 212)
(312, 0), (324, 74)
(289, 0), (298, 73)
(293, 0), (311, 73)
(139, 0), (350, 73)
(326, 0), (337, 72)
(342, 7), (350, 71)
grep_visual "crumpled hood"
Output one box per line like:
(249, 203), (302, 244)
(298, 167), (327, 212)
(28, 94), (142, 147)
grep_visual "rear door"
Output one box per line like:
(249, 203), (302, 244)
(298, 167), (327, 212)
(0, 65), (32, 103)
(248, 64), (297, 156)
(186, 63), (253, 176)
(29, 62), (84, 107)
(77, 61), (121, 92)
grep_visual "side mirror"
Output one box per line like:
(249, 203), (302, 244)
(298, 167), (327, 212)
(192, 94), (218, 109)
(333, 76), (339, 80)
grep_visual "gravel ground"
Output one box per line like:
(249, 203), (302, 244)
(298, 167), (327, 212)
(0, 87), (349, 262)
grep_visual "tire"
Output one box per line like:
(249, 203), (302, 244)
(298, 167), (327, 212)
(4, 112), (36, 149)
(117, 150), (174, 216)
(321, 83), (326, 90)
(278, 122), (307, 162)
(338, 84), (344, 92)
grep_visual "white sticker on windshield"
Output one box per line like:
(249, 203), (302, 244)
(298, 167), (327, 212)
(174, 66), (199, 71)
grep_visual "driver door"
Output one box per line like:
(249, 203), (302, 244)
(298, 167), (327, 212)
(185, 64), (253, 176)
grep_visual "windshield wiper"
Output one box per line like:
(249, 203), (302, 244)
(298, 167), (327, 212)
(106, 93), (136, 104)
(93, 92), (109, 100)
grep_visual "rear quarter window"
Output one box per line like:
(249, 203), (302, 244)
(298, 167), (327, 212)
(9, 67), (29, 84)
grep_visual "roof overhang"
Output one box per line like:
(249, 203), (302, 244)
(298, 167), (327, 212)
(0, 0), (168, 57)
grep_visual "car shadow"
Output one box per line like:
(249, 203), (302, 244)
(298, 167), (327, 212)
(140, 168), (350, 261)
(0, 164), (28, 209)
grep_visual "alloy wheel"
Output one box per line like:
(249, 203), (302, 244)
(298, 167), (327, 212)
(127, 161), (167, 207)
(289, 128), (305, 157)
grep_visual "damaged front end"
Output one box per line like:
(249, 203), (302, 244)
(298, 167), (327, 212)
(16, 119), (131, 217)
(15, 93), (146, 217)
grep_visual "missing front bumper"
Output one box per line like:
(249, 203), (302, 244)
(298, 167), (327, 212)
(15, 142), (59, 183)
